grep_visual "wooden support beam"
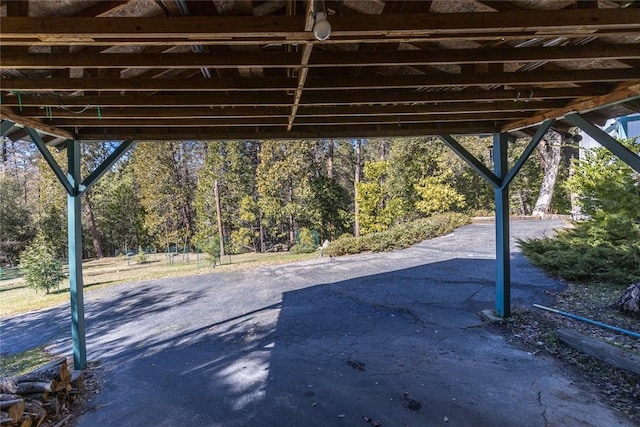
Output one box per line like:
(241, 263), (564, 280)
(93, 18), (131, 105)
(49, 111), (528, 127)
(5, 44), (638, 69)
(3, 69), (635, 92)
(0, 107), (74, 139)
(2, 9), (639, 43)
(74, 121), (497, 141)
(0, 87), (605, 108)
(504, 81), (640, 131)
(22, 101), (565, 119)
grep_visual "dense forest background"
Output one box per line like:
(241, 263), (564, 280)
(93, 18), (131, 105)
(0, 134), (575, 267)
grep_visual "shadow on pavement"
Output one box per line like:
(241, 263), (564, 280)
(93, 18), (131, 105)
(57, 256), (621, 427)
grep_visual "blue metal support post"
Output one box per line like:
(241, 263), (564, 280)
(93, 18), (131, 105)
(67, 141), (86, 369)
(494, 133), (510, 317)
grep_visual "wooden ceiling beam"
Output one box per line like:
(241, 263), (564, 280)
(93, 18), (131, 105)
(4, 69), (634, 92)
(0, 107), (73, 139)
(504, 81), (640, 131)
(5, 44), (638, 69)
(2, 10), (638, 42)
(51, 111), (531, 128)
(73, 121), (500, 140)
(22, 101), (567, 119)
(0, 86), (610, 108)
(3, 31), (639, 47)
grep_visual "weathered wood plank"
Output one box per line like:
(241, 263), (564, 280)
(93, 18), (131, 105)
(557, 328), (640, 375)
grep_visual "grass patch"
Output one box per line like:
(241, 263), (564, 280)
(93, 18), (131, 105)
(0, 347), (54, 377)
(325, 212), (470, 256)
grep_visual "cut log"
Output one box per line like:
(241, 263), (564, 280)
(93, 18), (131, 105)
(0, 394), (21, 402)
(5, 400), (25, 422)
(557, 328), (640, 375)
(0, 378), (17, 394)
(16, 359), (70, 384)
(43, 396), (60, 416)
(0, 412), (14, 425)
(15, 382), (54, 395)
(0, 398), (23, 410)
(24, 401), (46, 427)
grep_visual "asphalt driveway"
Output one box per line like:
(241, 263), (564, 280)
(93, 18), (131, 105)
(1, 219), (632, 426)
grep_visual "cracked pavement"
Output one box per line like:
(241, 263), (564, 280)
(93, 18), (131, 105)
(1, 219), (632, 426)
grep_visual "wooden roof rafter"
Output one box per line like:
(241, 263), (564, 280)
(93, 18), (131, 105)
(1, 0), (639, 141)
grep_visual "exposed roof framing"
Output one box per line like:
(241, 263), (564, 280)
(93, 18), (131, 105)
(1, 0), (639, 142)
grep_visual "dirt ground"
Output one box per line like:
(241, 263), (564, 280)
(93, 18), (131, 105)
(495, 282), (640, 423)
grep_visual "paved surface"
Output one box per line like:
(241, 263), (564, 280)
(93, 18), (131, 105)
(1, 220), (632, 426)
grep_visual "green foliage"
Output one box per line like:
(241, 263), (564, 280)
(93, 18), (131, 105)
(566, 138), (640, 219)
(198, 236), (221, 264)
(519, 219), (640, 286)
(132, 141), (201, 250)
(520, 138), (640, 286)
(414, 173), (466, 216)
(257, 140), (321, 244)
(0, 177), (35, 267)
(356, 160), (404, 234)
(20, 235), (65, 294)
(36, 154), (68, 259)
(289, 227), (317, 254)
(134, 246), (148, 264)
(325, 213), (470, 256)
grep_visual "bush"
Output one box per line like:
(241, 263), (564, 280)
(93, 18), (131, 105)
(520, 138), (640, 286)
(20, 235), (65, 294)
(134, 246), (148, 264)
(289, 243), (317, 254)
(519, 218), (640, 286)
(325, 212), (470, 256)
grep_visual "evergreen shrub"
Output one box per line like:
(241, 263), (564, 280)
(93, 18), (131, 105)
(325, 212), (470, 256)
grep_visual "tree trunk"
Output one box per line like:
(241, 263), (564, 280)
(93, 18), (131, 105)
(288, 184), (295, 245)
(84, 192), (104, 258)
(214, 180), (225, 257)
(354, 139), (362, 237)
(532, 132), (562, 217)
(327, 139), (334, 179)
(1, 136), (6, 178)
(259, 220), (265, 253)
(564, 141), (581, 218)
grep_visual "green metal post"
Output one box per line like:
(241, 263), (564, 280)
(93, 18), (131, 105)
(494, 133), (510, 317)
(67, 141), (87, 369)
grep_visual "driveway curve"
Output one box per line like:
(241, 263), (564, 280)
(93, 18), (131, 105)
(1, 219), (632, 426)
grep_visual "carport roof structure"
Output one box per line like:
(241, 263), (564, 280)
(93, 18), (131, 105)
(1, 0), (640, 143)
(2, 0), (640, 370)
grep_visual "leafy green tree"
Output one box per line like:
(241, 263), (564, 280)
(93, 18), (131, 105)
(567, 138), (640, 220)
(195, 141), (259, 253)
(92, 159), (148, 255)
(414, 173), (466, 216)
(520, 138), (640, 286)
(0, 177), (35, 266)
(257, 140), (320, 245)
(356, 160), (404, 234)
(20, 234), (65, 294)
(35, 154), (67, 258)
(132, 141), (201, 251)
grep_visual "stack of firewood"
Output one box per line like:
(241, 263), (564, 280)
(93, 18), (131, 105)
(0, 358), (84, 427)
